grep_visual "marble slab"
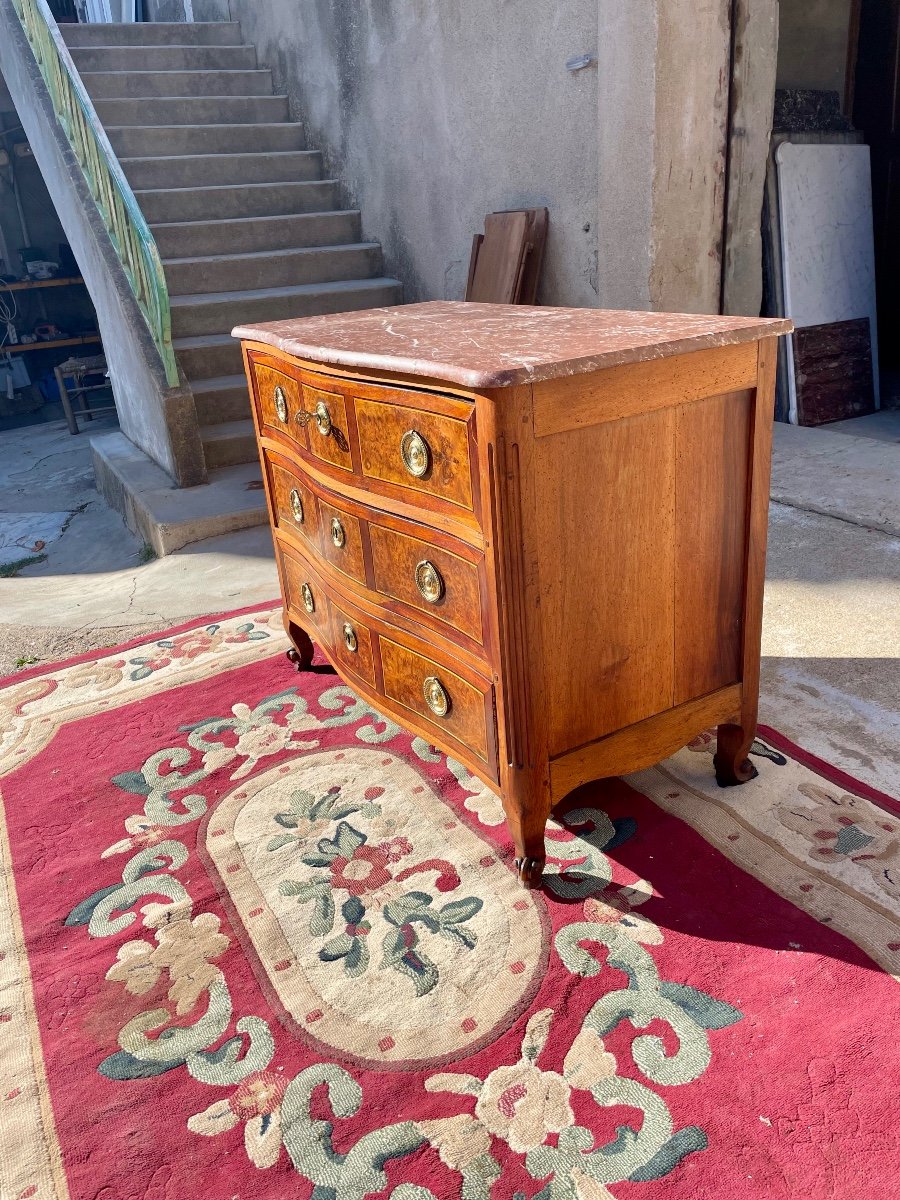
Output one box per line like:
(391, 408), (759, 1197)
(233, 302), (791, 390)
(776, 142), (880, 417)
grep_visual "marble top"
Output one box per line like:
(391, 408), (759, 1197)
(233, 301), (792, 389)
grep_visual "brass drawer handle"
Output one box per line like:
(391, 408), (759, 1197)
(330, 517), (346, 548)
(273, 385), (288, 422)
(342, 622), (358, 653)
(295, 401), (349, 451)
(314, 400), (332, 436)
(301, 582), (315, 614)
(423, 675), (450, 718)
(289, 488), (304, 524)
(415, 559), (445, 604)
(400, 429), (430, 478)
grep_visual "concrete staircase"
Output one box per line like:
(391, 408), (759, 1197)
(60, 19), (401, 545)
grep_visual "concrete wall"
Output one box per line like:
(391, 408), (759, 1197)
(0, 0), (205, 485)
(777, 0), (853, 94)
(144, 0), (231, 21)
(227, 0), (600, 308)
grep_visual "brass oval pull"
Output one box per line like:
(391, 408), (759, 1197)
(423, 675), (450, 718)
(400, 429), (430, 478)
(289, 488), (304, 524)
(301, 582), (315, 613)
(330, 517), (346, 549)
(273, 385), (288, 423)
(415, 559), (445, 604)
(342, 623), (358, 653)
(314, 400), (332, 436)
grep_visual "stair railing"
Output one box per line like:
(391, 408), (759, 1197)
(10, 0), (179, 386)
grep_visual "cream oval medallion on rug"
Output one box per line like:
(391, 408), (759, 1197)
(202, 747), (548, 1067)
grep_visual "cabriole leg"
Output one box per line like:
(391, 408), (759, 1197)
(714, 720), (758, 786)
(284, 616), (314, 672)
(502, 774), (550, 889)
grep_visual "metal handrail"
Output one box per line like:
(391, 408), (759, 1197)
(10, 0), (179, 386)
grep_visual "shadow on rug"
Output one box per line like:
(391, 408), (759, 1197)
(1, 605), (898, 1200)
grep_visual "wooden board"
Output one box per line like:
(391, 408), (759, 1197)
(674, 389), (752, 703)
(533, 405), (676, 756)
(793, 318), (876, 425)
(465, 211), (529, 304)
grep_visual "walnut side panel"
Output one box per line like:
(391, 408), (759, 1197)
(673, 388), (753, 703)
(533, 342), (758, 436)
(533, 404), (677, 756)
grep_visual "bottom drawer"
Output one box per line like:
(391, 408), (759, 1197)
(329, 597), (377, 688)
(379, 637), (491, 763)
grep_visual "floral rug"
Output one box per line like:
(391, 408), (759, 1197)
(1, 605), (898, 1200)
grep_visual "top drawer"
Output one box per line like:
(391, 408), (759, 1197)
(355, 398), (474, 511)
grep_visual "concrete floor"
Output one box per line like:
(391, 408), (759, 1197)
(1, 416), (897, 795)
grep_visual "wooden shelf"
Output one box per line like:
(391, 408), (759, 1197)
(0, 276), (85, 292)
(3, 334), (101, 353)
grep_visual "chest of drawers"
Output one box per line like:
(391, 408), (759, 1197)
(235, 302), (790, 887)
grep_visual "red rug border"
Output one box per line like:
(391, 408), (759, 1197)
(2, 607), (895, 823)
(0, 598), (283, 690)
(757, 722), (900, 818)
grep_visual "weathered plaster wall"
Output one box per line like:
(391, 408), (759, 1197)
(227, 0), (600, 308)
(777, 0), (853, 94)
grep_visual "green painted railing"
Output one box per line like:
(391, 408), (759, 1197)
(10, 0), (179, 386)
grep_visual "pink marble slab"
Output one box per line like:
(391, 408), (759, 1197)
(233, 301), (792, 389)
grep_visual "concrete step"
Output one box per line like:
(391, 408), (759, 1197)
(164, 243), (383, 296)
(93, 94), (289, 127)
(68, 43), (258, 72)
(121, 150), (322, 190)
(92, 431), (268, 557)
(80, 69), (274, 99)
(62, 22), (244, 47)
(107, 122), (306, 157)
(170, 277), (403, 338)
(174, 333), (243, 380)
(136, 179), (337, 223)
(201, 419), (258, 468)
(151, 210), (361, 258)
(191, 375), (251, 425)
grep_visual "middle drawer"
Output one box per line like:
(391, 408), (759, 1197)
(265, 447), (486, 648)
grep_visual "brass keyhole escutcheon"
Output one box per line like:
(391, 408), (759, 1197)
(314, 401), (332, 436)
(423, 675), (450, 718)
(342, 623), (358, 653)
(273, 385), (288, 422)
(415, 559), (444, 604)
(289, 488), (304, 524)
(400, 429), (430, 478)
(330, 517), (346, 549)
(301, 583), (314, 613)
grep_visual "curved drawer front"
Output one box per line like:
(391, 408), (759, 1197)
(328, 597), (376, 689)
(297, 383), (353, 473)
(368, 522), (483, 643)
(380, 637), (491, 764)
(279, 547), (330, 641)
(269, 459), (319, 550)
(354, 398), (474, 511)
(251, 359), (306, 449)
(315, 493), (367, 585)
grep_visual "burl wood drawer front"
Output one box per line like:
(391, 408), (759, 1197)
(251, 359), (306, 448)
(269, 459), (319, 550)
(368, 523), (484, 644)
(298, 383), (354, 472)
(279, 546), (331, 640)
(380, 637), (490, 763)
(328, 598), (376, 689)
(315, 494), (367, 586)
(354, 398), (474, 511)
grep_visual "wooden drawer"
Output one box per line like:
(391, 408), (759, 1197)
(380, 636), (491, 763)
(278, 545), (330, 640)
(328, 598), (376, 688)
(268, 458), (319, 550)
(315, 493), (366, 585)
(355, 397), (474, 510)
(251, 359), (305, 445)
(368, 522), (483, 643)
(298, 382), (354, 472)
